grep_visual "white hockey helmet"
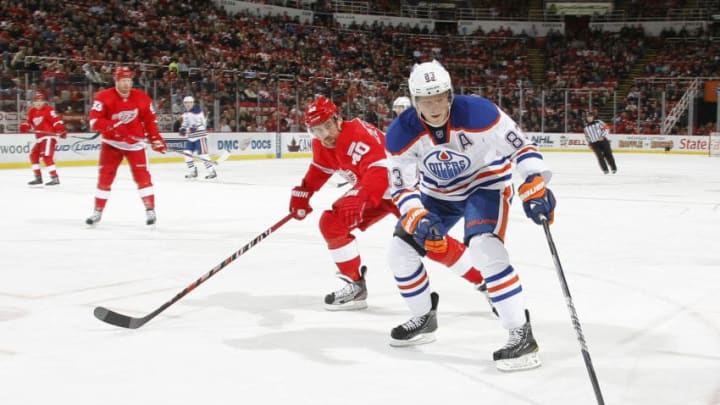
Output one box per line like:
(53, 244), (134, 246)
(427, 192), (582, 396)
(393, 96), (411, 109)
(183, 96), (194, 104)
(408, 60), (453, 104)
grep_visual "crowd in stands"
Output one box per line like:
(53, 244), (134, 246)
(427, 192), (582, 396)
(0, 0), (719, 135)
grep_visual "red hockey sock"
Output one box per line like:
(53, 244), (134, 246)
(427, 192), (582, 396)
(335, 256), (362, 281)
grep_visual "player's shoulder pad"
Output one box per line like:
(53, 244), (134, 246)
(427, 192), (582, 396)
(450, 95), (500, 130)
(130, 88), (151, 102)
(385, 108), (425, 154)
(337, 118), (380, 147)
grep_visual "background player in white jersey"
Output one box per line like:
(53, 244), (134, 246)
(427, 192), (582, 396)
(179, 96), (216, 179)
(288, 96), (490, 311)
(384, 60), (556, 371)
(392, 96), (412, 117)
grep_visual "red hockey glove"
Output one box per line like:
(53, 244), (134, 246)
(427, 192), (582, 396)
(400, 207), (447, 253)
(518, 174), (556, 225)
(58, 131), (68, 139)
(333, 188), (367, 228)
(19, 122), (31, 133)
(150, 136), (167, 153)
(289, 186), (314, 220)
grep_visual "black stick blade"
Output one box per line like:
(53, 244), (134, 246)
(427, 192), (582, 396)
(94, 306), (144, 329)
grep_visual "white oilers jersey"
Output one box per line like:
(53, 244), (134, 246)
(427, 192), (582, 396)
(385, 95), (551, 214)
(180, 106), (208, 140)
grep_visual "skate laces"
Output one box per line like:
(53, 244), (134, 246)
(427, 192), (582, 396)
(400, 314), (428, 332)
(502, 326), (526, 349)
(336, 281), (360, 298)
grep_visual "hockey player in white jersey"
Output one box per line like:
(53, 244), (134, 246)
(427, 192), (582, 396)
(384, 60), (556, 371)
(179, 96), (216, 179)
(392, 96), (412, 117)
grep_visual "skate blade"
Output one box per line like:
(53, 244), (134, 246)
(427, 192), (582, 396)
(389, 332), (436, 347)
(324, 300), (367, 311)
(495, 352), (541, 372)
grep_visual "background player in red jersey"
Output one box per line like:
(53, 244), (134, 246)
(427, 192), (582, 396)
(85, 66), (167, 227)
(19, 93), (67, 186)
(289, 96), (490, 313)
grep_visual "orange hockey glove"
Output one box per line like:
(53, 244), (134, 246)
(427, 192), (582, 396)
(518, 174), (556, 225)
(400, 207), (447, 253)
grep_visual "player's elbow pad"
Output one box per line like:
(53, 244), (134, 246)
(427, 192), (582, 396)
(359, 166), (390, 206)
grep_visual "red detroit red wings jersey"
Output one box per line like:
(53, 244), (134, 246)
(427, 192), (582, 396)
(310, 118), (391, 203)
(26, 105), (65, 138)
(89, 88), (161, 144)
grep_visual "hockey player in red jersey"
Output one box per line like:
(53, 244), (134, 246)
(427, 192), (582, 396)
(85, 66), (167, 227)
(289, 96), (491, 314)
(19, 93), (67, 186)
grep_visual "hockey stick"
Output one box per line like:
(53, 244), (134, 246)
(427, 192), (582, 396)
(72, 120), (123, 141)
(169, 148), (230, 166)
(93, 213), (294, 329)
(33, 129), (59, 135)
(540, 217), (605, 405)
(71, 132), (101, 141)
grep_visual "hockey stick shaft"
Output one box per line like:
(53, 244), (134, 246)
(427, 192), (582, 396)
(71, 132), (101, 141)
(73, 120), (122, 140)
(541, 218), (605, 405)
(33, 129), (59, 135)
(94, 213), (294, 329)
(170, 148), (219, 165)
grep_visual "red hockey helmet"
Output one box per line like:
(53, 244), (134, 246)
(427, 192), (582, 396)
(113, 66), (135, 81)
(304, 96), (338, 127)
(32, 93), (45, 102)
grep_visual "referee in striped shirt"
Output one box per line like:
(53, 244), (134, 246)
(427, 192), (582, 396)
(583, 112), (617, 174)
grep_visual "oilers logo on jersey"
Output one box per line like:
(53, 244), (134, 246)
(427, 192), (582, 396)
(422, 149), (470, 181)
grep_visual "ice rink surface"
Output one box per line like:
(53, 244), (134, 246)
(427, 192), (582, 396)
(1, 152), (718, 405)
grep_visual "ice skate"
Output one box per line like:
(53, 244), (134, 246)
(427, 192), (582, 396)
(477, 281), (498, 317)
(45, 176), (60, 186)
(145, 209), (157, 226)
(85, 210), (102, 226)
(324, 266), (367, 311)
(493, 309), (541, 371)
(390, 292), (439, 347)
(205, 170), (217, 179)
(185, 167), (198, 179)
(28, 176), (43, 187)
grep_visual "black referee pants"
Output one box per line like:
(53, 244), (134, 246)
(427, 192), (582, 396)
(589, 139), (617, 173)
